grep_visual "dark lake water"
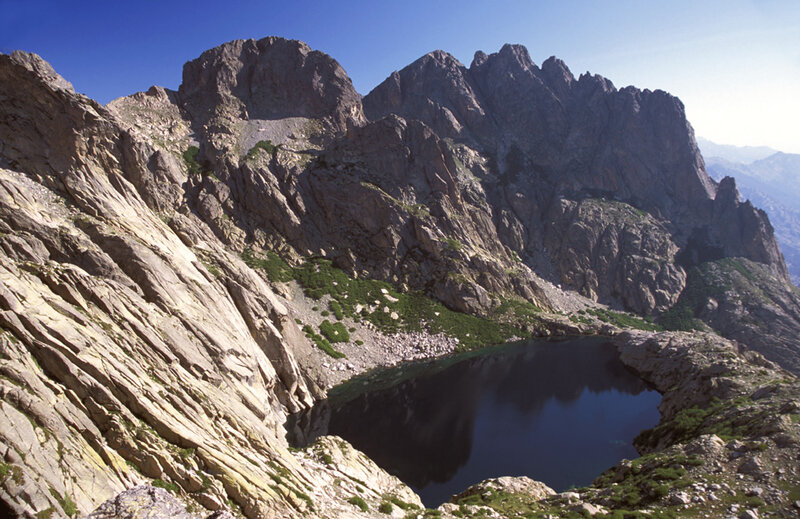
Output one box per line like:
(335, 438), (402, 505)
(287, 337), (661, 507)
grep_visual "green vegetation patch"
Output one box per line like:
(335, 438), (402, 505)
(660, 257), (766, 331)
(378, 501), (393, 514)
(0, 462), (24, 485)
(319, 320), (350, 343)
(183, 145), (220, 179)
(718, 257), (757, 282)
(659, 264), (725, 331)
(49, 487), (78, 517)
(177, 447), (195, 460)
(450, 487), (637, 519)
(570, 314), (593, 325)
(443, 237), (463, 251)
(302, 325), (346, 358)
(347, 496), (368, 512)
(387, 496), (419, 511)
(182, 146), (203, 175)
(587, 308), (661, 331)
(35, 507), (55, 519)
(244, 140), (277, 161)
(151, 478), (180, 494)
(593, 452), (698, 510)
(360, 182), (430, 219)
(241, 248), (294, 282)
(244, 253), (527, 349)
(329, 300), (344, 320)
(635, 396), (753, 449)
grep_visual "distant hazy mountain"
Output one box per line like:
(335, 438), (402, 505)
(697, 137), (778, 164)
(705, 150), (800, 284)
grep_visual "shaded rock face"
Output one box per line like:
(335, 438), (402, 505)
(179, 37), (364, 133)
(544, 198), (686, 313)
(117, 38), (554, 314)
(363, 44), (789, 309)
(681, 258), (800, 374)
(108, 37), (789, 321)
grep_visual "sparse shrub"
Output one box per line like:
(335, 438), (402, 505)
(347, 496), (368, 512)
(389, 496), (418, 510)
(183, 146), (203, 175)
(35, 507), (55, 519)
(330, 300), (344, 320)
(303, 325), (346, 358)
(443, 237), (463, 251)
(587, 308), (661, 331)
(151, 478), (180, 493)
(48, 488), (78, 517)
(245, 140), (277, 161)
(319, 320), (350, 343)
(378, 501), (393, 514)
(177, 447), (195, 460)
(0, 463), (23, 484)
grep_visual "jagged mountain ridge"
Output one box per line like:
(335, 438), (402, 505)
(112, 38), (788, 316)
(106, 37), (799, 371)
(363, 44), (786, 282)
(1, 37), (800, 518)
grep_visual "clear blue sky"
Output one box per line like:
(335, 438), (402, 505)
(3, 0), (799, 152)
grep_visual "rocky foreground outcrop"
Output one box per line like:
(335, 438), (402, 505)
(1, 37), (800, 519)
(0, 50), (420, 518)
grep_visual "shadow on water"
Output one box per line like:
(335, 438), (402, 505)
(286, 336), (661, 507)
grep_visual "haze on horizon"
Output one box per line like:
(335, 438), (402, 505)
(3, 0), (799, 153)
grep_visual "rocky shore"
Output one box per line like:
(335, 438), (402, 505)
(437, 331), (800, 518)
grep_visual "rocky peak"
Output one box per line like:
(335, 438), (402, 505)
(6, 50), (75, 93)
(715, 175), (741, 206)
(709, 176), (789, 279)
(471, 50), (489, 68)
(363, 42), (790, 308)
(0, 50), (124, 199)
(178, 36), (364, 132)
(576, 71), (616, 93)
(540, 56), (575, 88)
(419, 49), (463, 68)
(493, 43), (536, 72)
(363, 47), (486, 140)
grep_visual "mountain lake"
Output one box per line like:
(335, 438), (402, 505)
(287, 336), (662, 507)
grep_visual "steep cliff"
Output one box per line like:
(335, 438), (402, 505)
(364, 44), (789, 312)
(0, 49), (418, 519)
